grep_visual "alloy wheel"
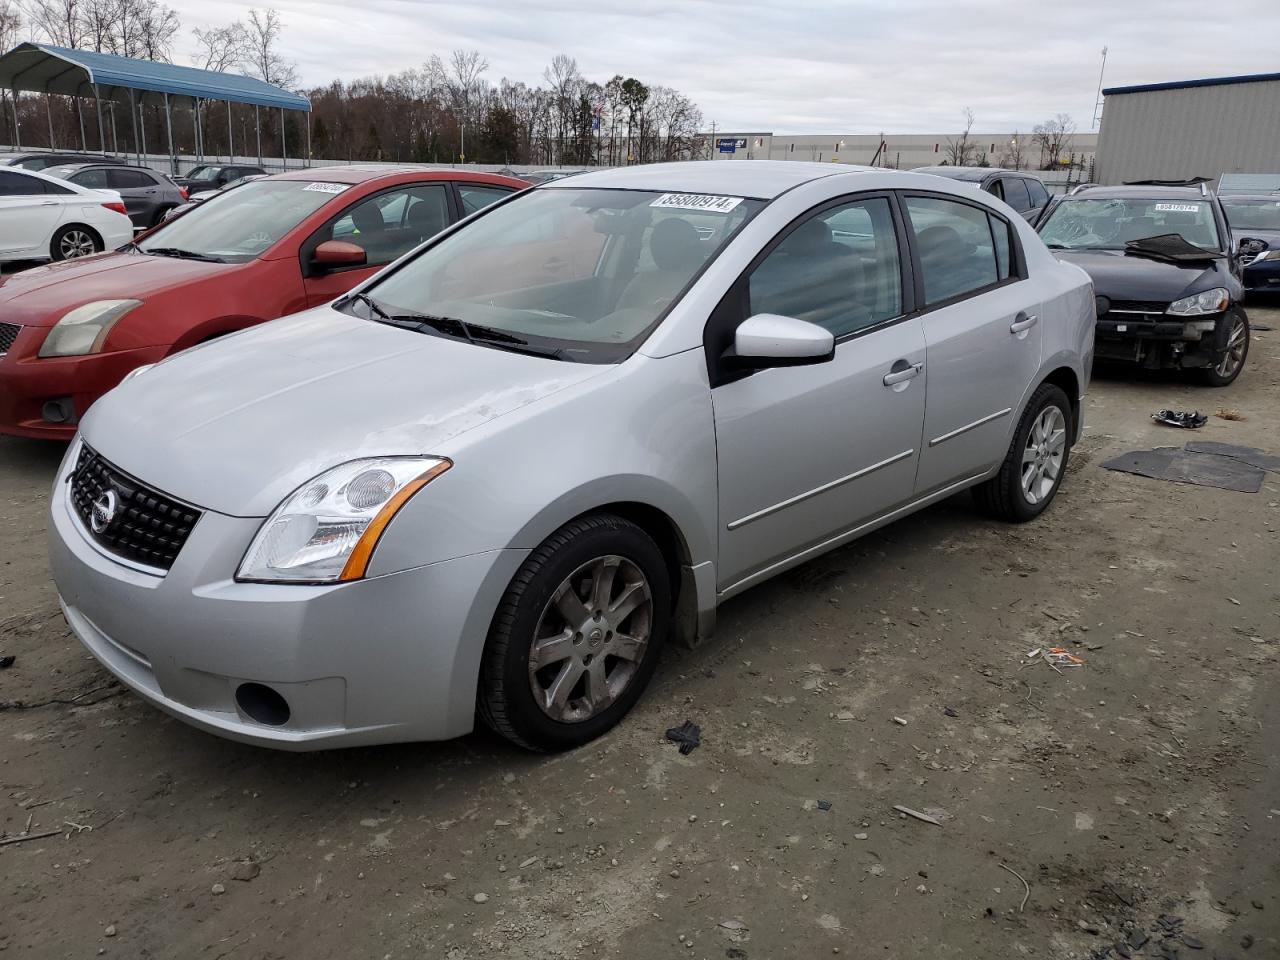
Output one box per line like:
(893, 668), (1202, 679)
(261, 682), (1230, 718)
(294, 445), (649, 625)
(60, 230), (97, 259)
(1021, 405), (1067, 505)
(528, 555), (652, 723)
(1215, 315), (1248, 379)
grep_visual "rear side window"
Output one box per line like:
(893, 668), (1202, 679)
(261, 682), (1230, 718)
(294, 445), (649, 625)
(1001, 178), (1031, 212)
(458, 183), (514, 216)
(990, 214), (1012, 279)
(904, 196), (999, 305)
(0, 170), (44, 196)
(1026, 179), (1049, 208)
(72, 169), (110, 189)
(108, 169), (156, 189)
(749, 196), (903, 338)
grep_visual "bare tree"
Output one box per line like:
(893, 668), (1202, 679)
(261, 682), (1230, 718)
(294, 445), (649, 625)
(244, 8), (296, 88)
(192, 21), (247, 72)
(429, 49), (487, 159)
(23, 0), (87, 47)
(943, 106), (977, 166)
(1000, 131), (1025, 170)
(1033, 113), (1076, 170)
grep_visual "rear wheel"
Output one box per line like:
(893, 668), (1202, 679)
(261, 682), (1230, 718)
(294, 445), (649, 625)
(1198, 310), (1249, 387)
(974, 383), (1072, 522)
(50, 225), (102, 261)
(479, 514), (671, 752)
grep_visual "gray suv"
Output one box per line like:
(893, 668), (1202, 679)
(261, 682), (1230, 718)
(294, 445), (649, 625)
(915, 166), (1052, 223)
(49, 162), (1094, 753)
(45, 163), (186, 229)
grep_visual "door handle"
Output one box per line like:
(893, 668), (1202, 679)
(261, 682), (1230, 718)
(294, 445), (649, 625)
(39, 200), (58, 206)
(882, 360), (924, 386)
(1010, 312), (1039, 334)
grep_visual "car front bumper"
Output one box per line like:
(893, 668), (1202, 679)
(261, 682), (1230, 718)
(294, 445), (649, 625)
(48, 448), (526, 749)
(1093, 309), (1237, 369)
(0, 328), (164, 439)
(1242, 259), (1280, 292)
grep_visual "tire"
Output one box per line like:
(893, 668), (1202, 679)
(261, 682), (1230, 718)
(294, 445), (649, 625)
(974, 383), (1072, 523)
(479, 514), (672, 752)
(49, 224), (103, 261)
(1198, 310), (1249, 387)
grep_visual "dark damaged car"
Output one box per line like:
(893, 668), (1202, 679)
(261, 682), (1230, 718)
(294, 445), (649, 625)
(1220, 194), (1280, 296)
(1037, 184), (1248, 386)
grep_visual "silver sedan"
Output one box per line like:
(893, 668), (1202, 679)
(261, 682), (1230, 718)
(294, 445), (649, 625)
(48, 161), (1094, 751)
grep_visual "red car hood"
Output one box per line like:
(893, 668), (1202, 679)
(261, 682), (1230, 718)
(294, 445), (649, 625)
(0, 252), (240, 327)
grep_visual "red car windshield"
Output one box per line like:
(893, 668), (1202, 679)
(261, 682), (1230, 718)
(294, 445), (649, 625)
(138, 179), (348, 263)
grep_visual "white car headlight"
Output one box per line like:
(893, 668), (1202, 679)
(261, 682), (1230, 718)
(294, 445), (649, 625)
(1165, 288), (1229, 317)
(1251, 249), (1280, 262)
(237, 457), (451, 583)
(38, 300), (143, 358)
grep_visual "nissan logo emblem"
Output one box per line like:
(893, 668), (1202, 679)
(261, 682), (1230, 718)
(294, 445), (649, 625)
(90, 489), (118, 534)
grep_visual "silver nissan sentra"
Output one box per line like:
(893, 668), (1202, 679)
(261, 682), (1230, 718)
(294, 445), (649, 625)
(48, 161), (1094, 752)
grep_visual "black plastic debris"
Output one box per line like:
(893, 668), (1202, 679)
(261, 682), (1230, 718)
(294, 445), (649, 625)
(664, 720), (701, 755)
(1184, 440), (1280, 473)
(815, 799), (832, 811)
(726, 950), (749, 960)
(0, 655), (14, 670)
(1128, 930), (1151, 949)
(1152, 409), (1208, 429)
(943, 707), (959, 718)
(1101, 448), (1265, 493)
(1181, 935), (1203, 950)
(1115, 943), (1132, 959)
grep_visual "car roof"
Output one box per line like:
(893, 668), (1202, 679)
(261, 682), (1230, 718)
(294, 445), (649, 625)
(558, 161), (873, 200)
(1218, 193), (1280, 202)
(269, 165), (527, 187)
(1066, 185), (1212, 200)
(913, 166), (997, 181)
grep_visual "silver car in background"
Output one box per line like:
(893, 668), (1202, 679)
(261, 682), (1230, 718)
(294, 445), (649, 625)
(48, 161), (1094, 752)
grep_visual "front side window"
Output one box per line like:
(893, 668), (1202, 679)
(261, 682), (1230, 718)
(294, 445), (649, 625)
(904, 196), (999, 305)
(1001, 178), (1031, 212)
(70, 168), (109, 190)
(1038, 197), (1221, 251)
(326, 184), (451, 267)
(139, 180), (347, 262)
(748, 197), (903, 338)
(361, 188), (763, 363)
(1221, 198), (1280, 231)
(0, 170), (43, 196)
(1026, 179), (1050, 207)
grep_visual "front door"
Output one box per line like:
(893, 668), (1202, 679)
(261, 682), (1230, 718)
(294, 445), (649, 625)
(0, 171), (62, 256)
(711, 195), (927, 593)
(900, 194), (1044, 494)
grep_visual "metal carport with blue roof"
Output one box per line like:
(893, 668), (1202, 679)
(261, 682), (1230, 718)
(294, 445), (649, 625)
(0, 42), (311, 170)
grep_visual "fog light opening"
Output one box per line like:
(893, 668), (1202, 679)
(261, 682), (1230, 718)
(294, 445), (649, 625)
(235, 683), (291, 727)
(41, 397), (78, 424)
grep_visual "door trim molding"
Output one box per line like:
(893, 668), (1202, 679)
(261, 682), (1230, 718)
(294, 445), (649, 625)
(928, 407), (1012, 448)
(726, 448), (915, 531)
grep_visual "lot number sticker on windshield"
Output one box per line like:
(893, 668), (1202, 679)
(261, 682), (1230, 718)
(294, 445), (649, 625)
(1154, 203), (1199, 213)
(650, 193), (743, 213)
(303, 182), (349, 194)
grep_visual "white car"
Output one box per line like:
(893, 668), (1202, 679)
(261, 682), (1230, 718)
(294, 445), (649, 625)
(0, 166), (133, 263)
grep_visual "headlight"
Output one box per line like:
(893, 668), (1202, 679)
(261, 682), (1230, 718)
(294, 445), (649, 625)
(38, 300), (142, 358)
(1251, 249), (1280, 262)
(237, 457), (451, 583)
(1166, 288), (1229, 317)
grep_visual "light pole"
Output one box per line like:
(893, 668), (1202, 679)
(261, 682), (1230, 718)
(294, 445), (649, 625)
(1092, 46), (1109, 129)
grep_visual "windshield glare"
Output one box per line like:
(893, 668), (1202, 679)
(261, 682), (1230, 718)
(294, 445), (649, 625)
(1222, 199), (1280, 231)
(1039, 197), (1221, 251)
(185, 166), (219, 182)
(362, 187), (763, 362)
(139, 180), (344, 262)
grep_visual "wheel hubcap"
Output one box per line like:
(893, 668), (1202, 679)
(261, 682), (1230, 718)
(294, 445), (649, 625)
(528, 555), (652, 723)
(61, 231), (95, 258)
(1021, 406), (1067, 505)
(1216, 316), (1247, 377)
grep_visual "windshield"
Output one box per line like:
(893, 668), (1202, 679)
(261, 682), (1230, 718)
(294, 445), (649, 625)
(1039, 197), (1221, 251)
(138, 179), (346, 263)
(185, 165), (221, 182)
(360, 187), (763, 363)
(1222, 198), (1280, 231)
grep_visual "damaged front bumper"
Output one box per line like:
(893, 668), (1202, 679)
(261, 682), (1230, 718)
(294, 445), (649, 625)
(1093, 309), (1239, 370)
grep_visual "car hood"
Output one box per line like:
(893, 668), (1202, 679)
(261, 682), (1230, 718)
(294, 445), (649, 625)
(80, 306), (607, 517)
(0, 251), (237, 326)
(1050, 250), (1214, 302)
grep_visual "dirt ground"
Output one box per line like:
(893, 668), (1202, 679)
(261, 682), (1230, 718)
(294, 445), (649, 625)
(2, 306), (1278, 960)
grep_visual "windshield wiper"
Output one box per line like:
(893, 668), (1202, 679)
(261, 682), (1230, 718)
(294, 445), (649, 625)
(1044, 243), (1068, 249)
(348, 292), (392, 322)
(143, 246), (225, 263)
(363, 306), (568, 360)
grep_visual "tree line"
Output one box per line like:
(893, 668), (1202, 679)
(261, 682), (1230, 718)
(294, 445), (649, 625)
(1, 1), (704, 166)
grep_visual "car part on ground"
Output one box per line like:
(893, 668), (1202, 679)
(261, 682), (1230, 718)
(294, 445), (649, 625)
(1151, 409), (1208, 428)
(46, 161), (1093, 751)
(1100, 445), (1273, 493)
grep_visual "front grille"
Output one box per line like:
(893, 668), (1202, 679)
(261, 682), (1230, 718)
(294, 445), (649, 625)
(0, 321), (19, 355)
(1106, 300), (1168, 315)
(69, 445), (201, 572)
(1239, 254), (1258, 266)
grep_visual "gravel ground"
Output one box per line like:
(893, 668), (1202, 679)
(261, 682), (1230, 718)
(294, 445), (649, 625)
(2, 304), (1278, 959)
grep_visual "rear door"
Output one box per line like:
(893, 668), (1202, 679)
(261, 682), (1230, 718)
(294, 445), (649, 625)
(454, 182), (517, 219)
(900, 192), (1044, 495)
(998, 177), (1036, 222)
(105, 168), (158, 227)
(0, 170), (63, 256)
(300, 182), (455, 307)
(710, 193), (927, 594)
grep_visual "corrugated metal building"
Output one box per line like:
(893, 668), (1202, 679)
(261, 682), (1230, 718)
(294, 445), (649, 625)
(1095, 72), (1280, 186)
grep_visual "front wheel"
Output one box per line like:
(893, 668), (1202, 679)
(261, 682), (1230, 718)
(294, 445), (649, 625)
(974, 383), (1072, 522)
(478, 514), (671, 752)
(49, 225), (102, 261)
(1198, 310), (1249, 387)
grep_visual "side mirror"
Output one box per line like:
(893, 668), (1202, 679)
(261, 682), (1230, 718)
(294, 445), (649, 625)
(726, 314), (835, 370)
(312, 240), (366, 271)
(1237, 237), (1264, 256)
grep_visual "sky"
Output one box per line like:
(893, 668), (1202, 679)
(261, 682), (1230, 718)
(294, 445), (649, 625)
(163, 0), (1278, 135)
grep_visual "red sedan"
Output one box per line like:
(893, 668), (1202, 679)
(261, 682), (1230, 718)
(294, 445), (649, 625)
(0, 166), (527, 440)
